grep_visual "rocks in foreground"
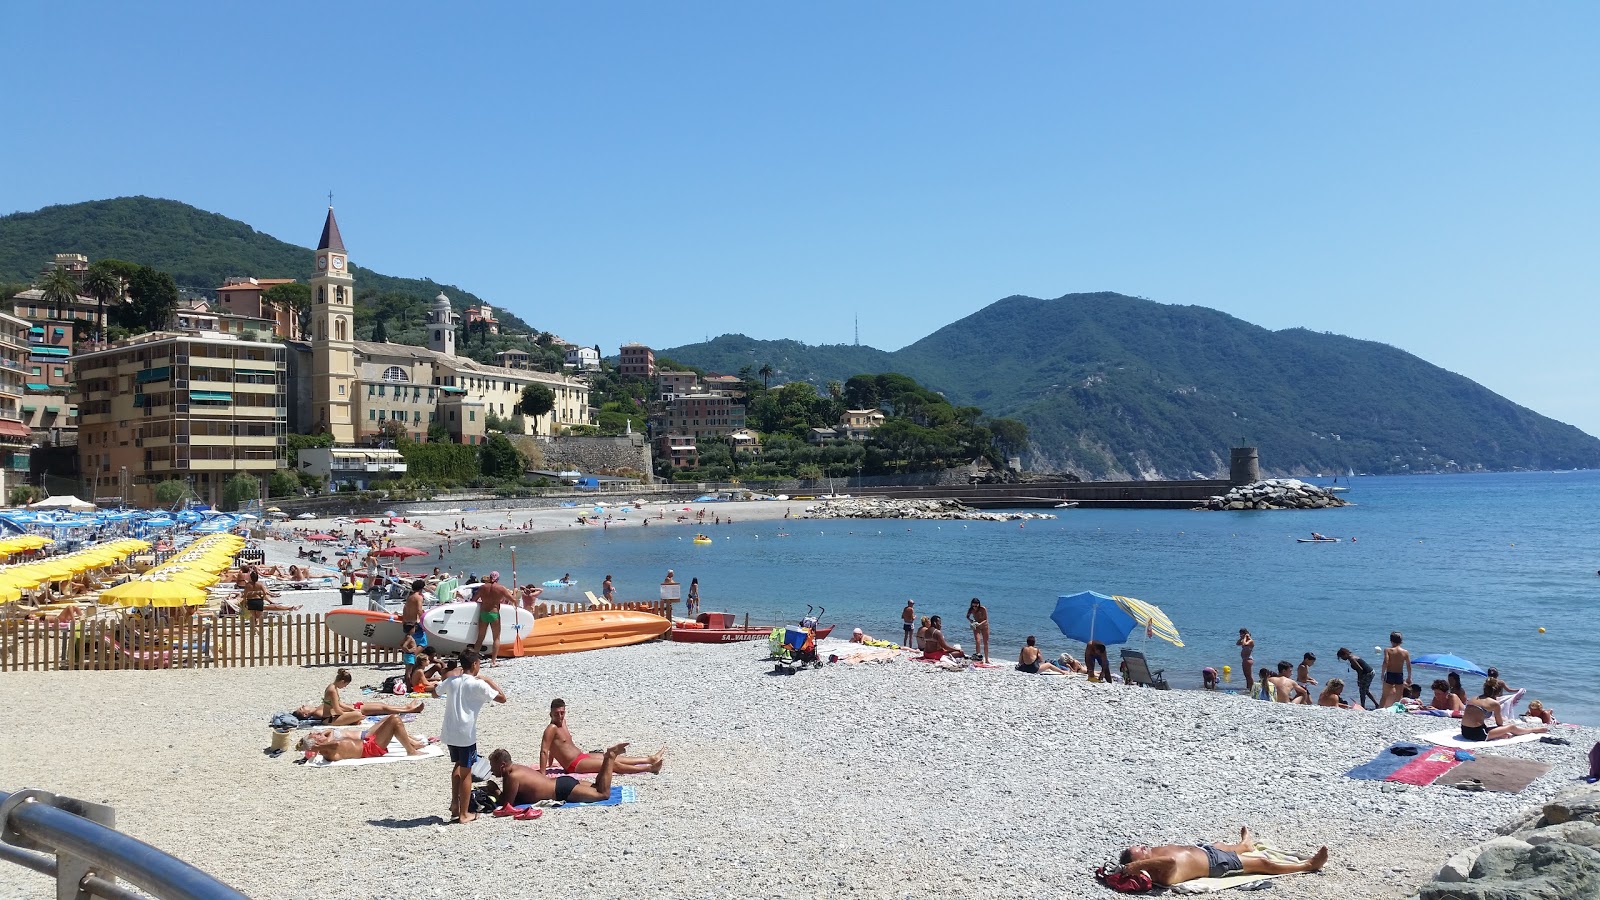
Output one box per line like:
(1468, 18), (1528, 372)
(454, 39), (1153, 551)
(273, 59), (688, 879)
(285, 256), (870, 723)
(1201, 478), (1350, 511)
(1421, 781), (1600, 900)
(802, 497), (1056, 522)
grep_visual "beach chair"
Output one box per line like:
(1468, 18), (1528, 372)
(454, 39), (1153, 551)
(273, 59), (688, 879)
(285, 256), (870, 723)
(1119, 648), (1169, 690)
(584, 590), (612, 609)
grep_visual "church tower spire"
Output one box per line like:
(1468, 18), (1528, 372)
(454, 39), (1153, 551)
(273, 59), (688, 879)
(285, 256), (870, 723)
(309, 206), (356, 445)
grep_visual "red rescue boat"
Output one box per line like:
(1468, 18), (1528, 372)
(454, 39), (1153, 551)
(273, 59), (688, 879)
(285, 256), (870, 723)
(671, 611), (835, 644)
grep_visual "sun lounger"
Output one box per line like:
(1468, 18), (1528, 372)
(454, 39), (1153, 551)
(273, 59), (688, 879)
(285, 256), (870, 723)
(584, 591), (612, 609)
(1119, 648), (1169, 689)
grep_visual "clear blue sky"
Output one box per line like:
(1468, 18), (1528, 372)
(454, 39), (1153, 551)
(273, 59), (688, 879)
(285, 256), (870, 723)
(5, 3), (1597, 436)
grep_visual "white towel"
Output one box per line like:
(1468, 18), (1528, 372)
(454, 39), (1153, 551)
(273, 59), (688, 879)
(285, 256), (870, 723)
(308, 742), (446, 767)
(1415, 726), (1543, 749)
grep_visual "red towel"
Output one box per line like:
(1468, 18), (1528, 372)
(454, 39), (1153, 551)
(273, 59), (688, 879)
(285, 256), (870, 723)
(1386, 748), (1462, 785)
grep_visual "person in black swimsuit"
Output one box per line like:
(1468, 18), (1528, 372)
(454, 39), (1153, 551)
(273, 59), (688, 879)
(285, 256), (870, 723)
(1016, 636), (1068, 674)
(1118, 826), (1328, 886)
(489, 742), (630, 808)
(1459, 678), (1547, 742)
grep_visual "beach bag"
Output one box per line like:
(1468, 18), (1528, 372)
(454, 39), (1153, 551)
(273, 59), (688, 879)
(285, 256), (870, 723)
(269, 712), (300, 729)
(468, 783), (500, 813)
(1095, 866), (1154, 894)
(380, 675), (407, 695)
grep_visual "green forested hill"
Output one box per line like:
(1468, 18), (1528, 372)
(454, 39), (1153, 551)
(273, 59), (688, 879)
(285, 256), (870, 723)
(664, 293), (1600, 478)
(0, 197), (530, 333)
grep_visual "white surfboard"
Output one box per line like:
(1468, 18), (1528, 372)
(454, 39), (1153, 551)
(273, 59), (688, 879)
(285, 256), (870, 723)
(325, 609), (409, 649)
(422, 601), (536, 654)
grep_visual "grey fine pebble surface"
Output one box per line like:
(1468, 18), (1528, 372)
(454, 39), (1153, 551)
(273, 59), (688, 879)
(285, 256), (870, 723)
(0, 640), (1593, 899)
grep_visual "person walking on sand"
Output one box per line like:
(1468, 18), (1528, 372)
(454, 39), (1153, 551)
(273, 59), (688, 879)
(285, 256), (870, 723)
(901, 600), (915, 647)
(1237, 629), (1256, 692)
(469, 572), (515, 666)
(602, 574), (615, 606)
(1115, 826), (1328, 887)
(1379, 631), (1412, 707)
(966, 597), (991, 662)
(539, 699), (664, 774)
(1336, 647), (1378, 709)
(435, 650), (506, 824)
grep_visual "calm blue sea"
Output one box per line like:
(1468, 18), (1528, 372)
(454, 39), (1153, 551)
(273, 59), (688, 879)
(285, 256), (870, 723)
(441, 471), (1600, 725)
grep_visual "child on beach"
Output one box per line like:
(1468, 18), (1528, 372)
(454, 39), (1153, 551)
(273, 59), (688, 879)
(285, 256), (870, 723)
(435, 650), (506, 824)
(1335, 647), (1378, 709)
(1296, 653), (1318, 687)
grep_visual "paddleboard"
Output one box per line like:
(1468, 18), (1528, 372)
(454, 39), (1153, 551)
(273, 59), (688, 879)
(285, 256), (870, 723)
(505, 609), (672, 657)
(422, 601), (538, 654)
(325, 609), (409, 649)
(1296, 538), (1341, 543)
(541, 580), (578, 588)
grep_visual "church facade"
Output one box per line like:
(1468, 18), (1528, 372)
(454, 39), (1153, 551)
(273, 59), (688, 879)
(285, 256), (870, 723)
(285, 208), (590, 445)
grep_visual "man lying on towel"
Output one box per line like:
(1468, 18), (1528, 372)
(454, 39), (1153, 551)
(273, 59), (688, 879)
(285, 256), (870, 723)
(490, 744), (628, 805)
(540, 698), (664, 774)
(1117, 827), (1328, 886)
(299, 714), (432, 762)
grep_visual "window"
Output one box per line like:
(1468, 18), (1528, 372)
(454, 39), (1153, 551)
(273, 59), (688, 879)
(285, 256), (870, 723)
(428, 411), (436, 422)
(54, 368), (64, 378)
(368, 385), (376, 397)
(29, 367), (40, 376)
(335, 317), (346, 341)
(383, 366), (408, 383)
(338, 384), (345, 396)
(369, 410), (375, 420)
(469, 411), (476, 422)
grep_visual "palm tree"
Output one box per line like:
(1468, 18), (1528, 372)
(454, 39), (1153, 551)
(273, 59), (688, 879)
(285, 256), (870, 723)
(39, 268), (79, 321)
(82, 266), (123, 342)
(758, 363), (773, 390)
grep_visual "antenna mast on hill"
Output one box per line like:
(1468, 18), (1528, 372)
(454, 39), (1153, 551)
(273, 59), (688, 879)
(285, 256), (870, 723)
(854, 315), (859, 346)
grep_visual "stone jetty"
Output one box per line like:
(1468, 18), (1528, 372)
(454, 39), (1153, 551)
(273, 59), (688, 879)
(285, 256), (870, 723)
(1201, 478), (1350, 511)
(801, 497), (1056, 522)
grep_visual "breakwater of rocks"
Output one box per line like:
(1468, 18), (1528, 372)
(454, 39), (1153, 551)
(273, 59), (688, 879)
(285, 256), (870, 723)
(1202, 478), (1350, 511)
(802, 497), (1056, 522)
(1419, 779), (1600, 899)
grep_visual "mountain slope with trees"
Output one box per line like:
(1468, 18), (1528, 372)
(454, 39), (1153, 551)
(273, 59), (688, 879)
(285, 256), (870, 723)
(664, 293), (1600, 478)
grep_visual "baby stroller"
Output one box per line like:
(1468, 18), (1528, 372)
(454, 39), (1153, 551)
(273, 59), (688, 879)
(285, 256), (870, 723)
(769, 606), (825, 674)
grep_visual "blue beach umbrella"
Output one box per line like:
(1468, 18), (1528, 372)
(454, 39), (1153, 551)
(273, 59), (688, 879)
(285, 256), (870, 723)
(1412, 653), (1488, 676)
(1051, 591), (1139, 646)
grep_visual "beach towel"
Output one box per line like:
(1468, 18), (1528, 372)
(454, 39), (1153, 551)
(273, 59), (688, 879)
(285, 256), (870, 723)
(1385, 746), (1463, 786)
(513, 785), (637, 809)
(1434, 756), (1553, 793)
(1416, 727), (1545, 749)
(1346, 743), (1427, 781)
(295, 714), (417, 729)
(1169, 844), (1313, 894)
(308, 742), (445, 767)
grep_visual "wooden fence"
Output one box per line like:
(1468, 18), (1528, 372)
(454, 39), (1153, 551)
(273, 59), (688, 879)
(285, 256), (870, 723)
(0, 600), (674, 673)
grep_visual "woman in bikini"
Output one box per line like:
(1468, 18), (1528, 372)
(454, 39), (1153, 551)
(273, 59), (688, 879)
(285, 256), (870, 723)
(1459, 678), (1547, 742)
(1237, 629), (1256, 692)
(300, 714), (432, 762)
(295, 668), (423, 725)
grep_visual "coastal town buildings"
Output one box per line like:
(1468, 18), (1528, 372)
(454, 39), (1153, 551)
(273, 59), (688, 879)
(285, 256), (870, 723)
(464, 303), (499, 335)
(839, 408), (885, 440)
(0, 313), (35, 493)
(73, 330), (287, 507)
(564, 345), (600, 370)
(618, 342), (655, 379)
(213, 278), (300, 339)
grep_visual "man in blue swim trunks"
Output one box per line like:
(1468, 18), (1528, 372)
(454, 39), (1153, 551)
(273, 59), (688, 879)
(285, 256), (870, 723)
(1118, 827), (1329, 886)
(490, 742), (630, 806)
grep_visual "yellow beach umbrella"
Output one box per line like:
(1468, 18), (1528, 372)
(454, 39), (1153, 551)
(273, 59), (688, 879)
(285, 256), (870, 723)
(100, 580), (207, 607)
(1112, 594), (1184, 648)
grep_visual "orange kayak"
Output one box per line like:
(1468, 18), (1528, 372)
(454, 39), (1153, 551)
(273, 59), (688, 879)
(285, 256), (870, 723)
(500, 609), (672, 657)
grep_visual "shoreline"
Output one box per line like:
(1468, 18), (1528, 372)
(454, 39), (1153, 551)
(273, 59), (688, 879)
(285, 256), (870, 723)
(0, 640), (1592, 899)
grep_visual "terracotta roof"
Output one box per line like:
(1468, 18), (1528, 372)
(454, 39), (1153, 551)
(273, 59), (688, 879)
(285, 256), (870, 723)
(218, 279), (294, 292)
(317, 207), (345, 252)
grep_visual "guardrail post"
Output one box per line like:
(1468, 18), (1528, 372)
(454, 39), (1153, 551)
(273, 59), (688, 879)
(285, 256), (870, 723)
(0, 789), (115, 900)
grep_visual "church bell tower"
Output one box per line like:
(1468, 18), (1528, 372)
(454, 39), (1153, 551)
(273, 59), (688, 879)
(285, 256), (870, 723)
(309, 206), (357, 445)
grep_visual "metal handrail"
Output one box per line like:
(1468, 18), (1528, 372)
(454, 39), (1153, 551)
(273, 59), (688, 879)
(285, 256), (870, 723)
(0, 789), (248, 899)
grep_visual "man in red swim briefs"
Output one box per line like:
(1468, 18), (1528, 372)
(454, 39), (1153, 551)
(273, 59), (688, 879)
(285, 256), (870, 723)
(300, 714), (431, 762)
(539, 698), (664, 774)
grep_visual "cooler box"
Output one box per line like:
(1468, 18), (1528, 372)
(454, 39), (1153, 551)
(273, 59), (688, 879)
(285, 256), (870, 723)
(784, 627), (809, 650)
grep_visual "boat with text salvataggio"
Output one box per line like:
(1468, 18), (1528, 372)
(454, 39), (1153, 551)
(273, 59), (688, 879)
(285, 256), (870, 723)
(671, 612), (835, 643)
(499, 608), (671, 657)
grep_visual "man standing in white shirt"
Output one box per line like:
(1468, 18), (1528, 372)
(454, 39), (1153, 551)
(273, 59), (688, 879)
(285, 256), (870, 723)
(434, 649), (506, 823)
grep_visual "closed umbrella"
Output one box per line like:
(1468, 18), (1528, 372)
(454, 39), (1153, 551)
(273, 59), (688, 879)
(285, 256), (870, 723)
(1412, 653), (1488, 677)
(1050, 591), (1139, 645)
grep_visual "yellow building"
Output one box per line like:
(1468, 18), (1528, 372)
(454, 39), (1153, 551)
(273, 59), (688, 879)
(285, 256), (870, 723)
(0, 313), (34, 491)
(308, 207), (357, 445)
(74, 331), (286, 506)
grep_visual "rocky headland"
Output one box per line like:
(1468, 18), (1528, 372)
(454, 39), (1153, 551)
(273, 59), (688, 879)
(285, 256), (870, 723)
(801, 497), (1056, 521)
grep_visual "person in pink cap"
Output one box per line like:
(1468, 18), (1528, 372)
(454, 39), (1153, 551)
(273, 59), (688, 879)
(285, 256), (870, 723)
(471, 571), (516, 667)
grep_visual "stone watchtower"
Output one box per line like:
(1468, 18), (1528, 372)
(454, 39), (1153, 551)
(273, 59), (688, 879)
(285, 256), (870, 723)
(1229, 447), (1261, 485)
(427, 292), (458, 358)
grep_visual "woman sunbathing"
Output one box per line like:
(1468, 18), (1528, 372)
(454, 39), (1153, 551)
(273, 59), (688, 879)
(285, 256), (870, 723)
(299, 714), (432, 762)
(294, 668), (423, 725)
(1317, 678), (1355, 709)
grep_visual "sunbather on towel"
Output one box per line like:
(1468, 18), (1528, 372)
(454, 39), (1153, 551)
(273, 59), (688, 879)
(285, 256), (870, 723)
(1016, 636), (1068, 674)
(294, 668), (422, 725)
(918, 616), (966, 661)
(1460, 678), (1547, 742)
(300, 714), (431, 762)
(491, 744), (629, 805)
(540, 699), (663, 774)
(1118, 826), (1328, 886)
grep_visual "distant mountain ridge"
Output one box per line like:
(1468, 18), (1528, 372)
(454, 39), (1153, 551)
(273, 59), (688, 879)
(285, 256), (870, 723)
(0, 197), (530, 331)
(663, 292), (1600, 478)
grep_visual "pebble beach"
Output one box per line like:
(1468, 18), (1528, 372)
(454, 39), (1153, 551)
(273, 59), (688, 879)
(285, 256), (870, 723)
(2, 634), (1593, 899)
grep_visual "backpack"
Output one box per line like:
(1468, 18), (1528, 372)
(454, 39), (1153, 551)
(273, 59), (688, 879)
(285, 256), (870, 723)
(1095, 866), (1154, 894)
(468, 783), (501, 813)
(380, 675), (407, 695)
